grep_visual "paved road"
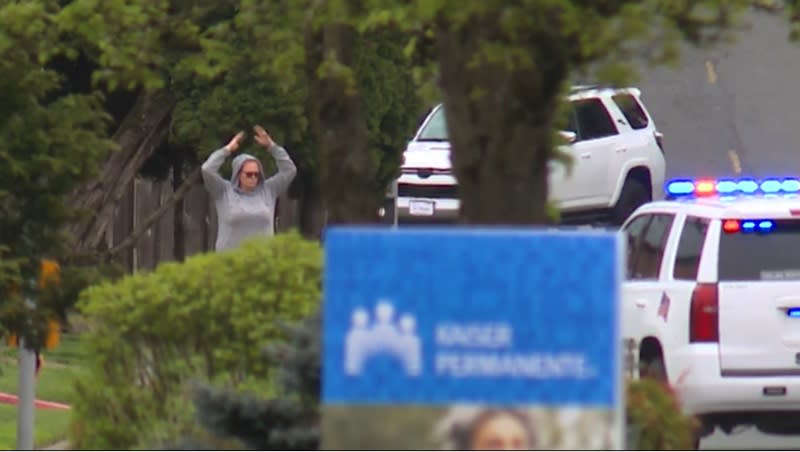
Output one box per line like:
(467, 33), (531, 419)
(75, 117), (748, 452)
(636, 8), (800, 182)
(634, 8), (800, 450)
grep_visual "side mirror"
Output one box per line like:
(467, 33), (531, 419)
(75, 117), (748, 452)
(559, 130), (577, 144)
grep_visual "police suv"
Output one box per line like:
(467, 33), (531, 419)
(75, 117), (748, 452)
(622, 176), (800, 443)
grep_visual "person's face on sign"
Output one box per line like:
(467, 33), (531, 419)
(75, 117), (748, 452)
(469, 412), (531, 450)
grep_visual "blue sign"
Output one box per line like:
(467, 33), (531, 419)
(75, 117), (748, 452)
(323, 227), (622, 407)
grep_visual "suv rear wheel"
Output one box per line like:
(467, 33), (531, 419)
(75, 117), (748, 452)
(611, 176), (650, 225)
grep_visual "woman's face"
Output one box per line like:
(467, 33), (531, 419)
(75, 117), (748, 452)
(238, 160), (261, 192)
(469, 412), (532, 450)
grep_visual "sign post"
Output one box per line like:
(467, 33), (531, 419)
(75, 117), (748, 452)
(322, 227), (624, 450)
(15, 259), (60, 450)
(16, 321), (36, 451)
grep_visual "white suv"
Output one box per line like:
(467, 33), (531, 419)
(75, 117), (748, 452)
(622, 176), (800, 445)
(385, 85), (666, 225)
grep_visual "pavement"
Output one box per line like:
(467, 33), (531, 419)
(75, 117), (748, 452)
(40, 440), (69, 450)
(632, 7), (800, 450)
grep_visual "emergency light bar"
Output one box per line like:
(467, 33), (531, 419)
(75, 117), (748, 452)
(666, 177), (800, 197)
(722, 219), (774, 234)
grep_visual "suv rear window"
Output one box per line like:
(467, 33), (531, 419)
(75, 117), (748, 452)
(718, 219), (800, 281)
(611, 94), (649, 130)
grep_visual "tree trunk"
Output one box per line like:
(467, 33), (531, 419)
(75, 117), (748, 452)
(69, 89), (176, 254)
(171, 146), (186, 262)
(306, 18), (377, 224)
(297, 180), (326, 240)
(433, 13), (569, 225)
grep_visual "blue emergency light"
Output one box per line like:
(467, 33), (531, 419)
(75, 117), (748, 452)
(665, 177), (800, 197)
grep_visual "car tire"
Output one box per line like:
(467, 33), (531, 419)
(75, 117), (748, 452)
(611, 176), (650, 225)
(639, 356), (667, 382)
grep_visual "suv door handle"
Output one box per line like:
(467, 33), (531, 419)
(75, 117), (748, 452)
(634, 299), (647, 308)
(580, 152), (591, 159)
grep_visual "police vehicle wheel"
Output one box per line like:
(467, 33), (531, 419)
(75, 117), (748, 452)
(611, 177), (650, 225)
(640, 356), (667, 382)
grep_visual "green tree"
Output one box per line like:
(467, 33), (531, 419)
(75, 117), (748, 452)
(0, 0), (113, 341)
(346, 0), (751, 224)
(56, 0), (422, 254)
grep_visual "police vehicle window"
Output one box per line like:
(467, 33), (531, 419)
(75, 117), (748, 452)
(623, 215), (652, 279)
(611, 94), (649, 130)
(673, 216), (709, 280)
(417, 106), (448, 141)
(631, 213), (675, 280)
(718, 219), (800, 281)
(572, 98), (618, 140)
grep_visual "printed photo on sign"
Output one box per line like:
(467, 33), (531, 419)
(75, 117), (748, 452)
(322, 228), (624, 450)
(323, 405), (615, 450)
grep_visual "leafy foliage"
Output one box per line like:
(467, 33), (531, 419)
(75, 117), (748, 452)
(69, 232), (321, 449)
(626, 378), (700, 449)
(0, 0), (116, 344)
(172, 310), (322, 450)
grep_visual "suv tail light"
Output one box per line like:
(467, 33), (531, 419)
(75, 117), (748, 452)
(654, 131), (665, 153)
(690, 283), (719, 343)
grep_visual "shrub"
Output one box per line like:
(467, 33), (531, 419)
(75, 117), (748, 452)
(626, 378), (700, 450)
(69, 232), (322, 449)
(161, 309), (322, 450)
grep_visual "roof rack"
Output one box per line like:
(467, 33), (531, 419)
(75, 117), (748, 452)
(569, 84), (641, 98)
(570, 84), (602, 91)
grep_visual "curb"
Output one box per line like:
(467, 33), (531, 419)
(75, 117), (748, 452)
(0, 392), (70, 410)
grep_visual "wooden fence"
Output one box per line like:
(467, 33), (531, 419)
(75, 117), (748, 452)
(106, 177), (298, 272)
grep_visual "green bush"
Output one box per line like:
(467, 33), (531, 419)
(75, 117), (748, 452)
(626, 378), (700, 450)
(68, 232), (322, 450)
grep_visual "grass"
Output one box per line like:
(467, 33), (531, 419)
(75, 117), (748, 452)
(0, 333), (88, 450)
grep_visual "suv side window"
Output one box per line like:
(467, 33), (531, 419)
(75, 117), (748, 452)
(630, 214), (675, 280)
(611, 94), (649, 130)
(673, 216), (709, 280)
(623, 215), (652, 279)
(571, 98), (619, 141)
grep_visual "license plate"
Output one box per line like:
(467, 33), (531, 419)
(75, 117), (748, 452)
(409, 200), (435, 216)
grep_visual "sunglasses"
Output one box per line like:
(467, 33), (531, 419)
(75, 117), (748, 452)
(243, 171), (261, 179)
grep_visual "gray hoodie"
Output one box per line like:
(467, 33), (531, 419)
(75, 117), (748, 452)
(201, 144), (297, 251)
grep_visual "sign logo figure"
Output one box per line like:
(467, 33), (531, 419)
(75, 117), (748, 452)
(344, 299), (422, 377)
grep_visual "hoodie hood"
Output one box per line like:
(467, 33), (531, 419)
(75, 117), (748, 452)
(231, 153), (266, 192)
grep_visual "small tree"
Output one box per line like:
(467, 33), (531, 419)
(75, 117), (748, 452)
(165, 309), (322, 450)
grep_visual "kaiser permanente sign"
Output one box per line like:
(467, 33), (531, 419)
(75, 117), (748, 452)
(322, 227), (623, 449)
